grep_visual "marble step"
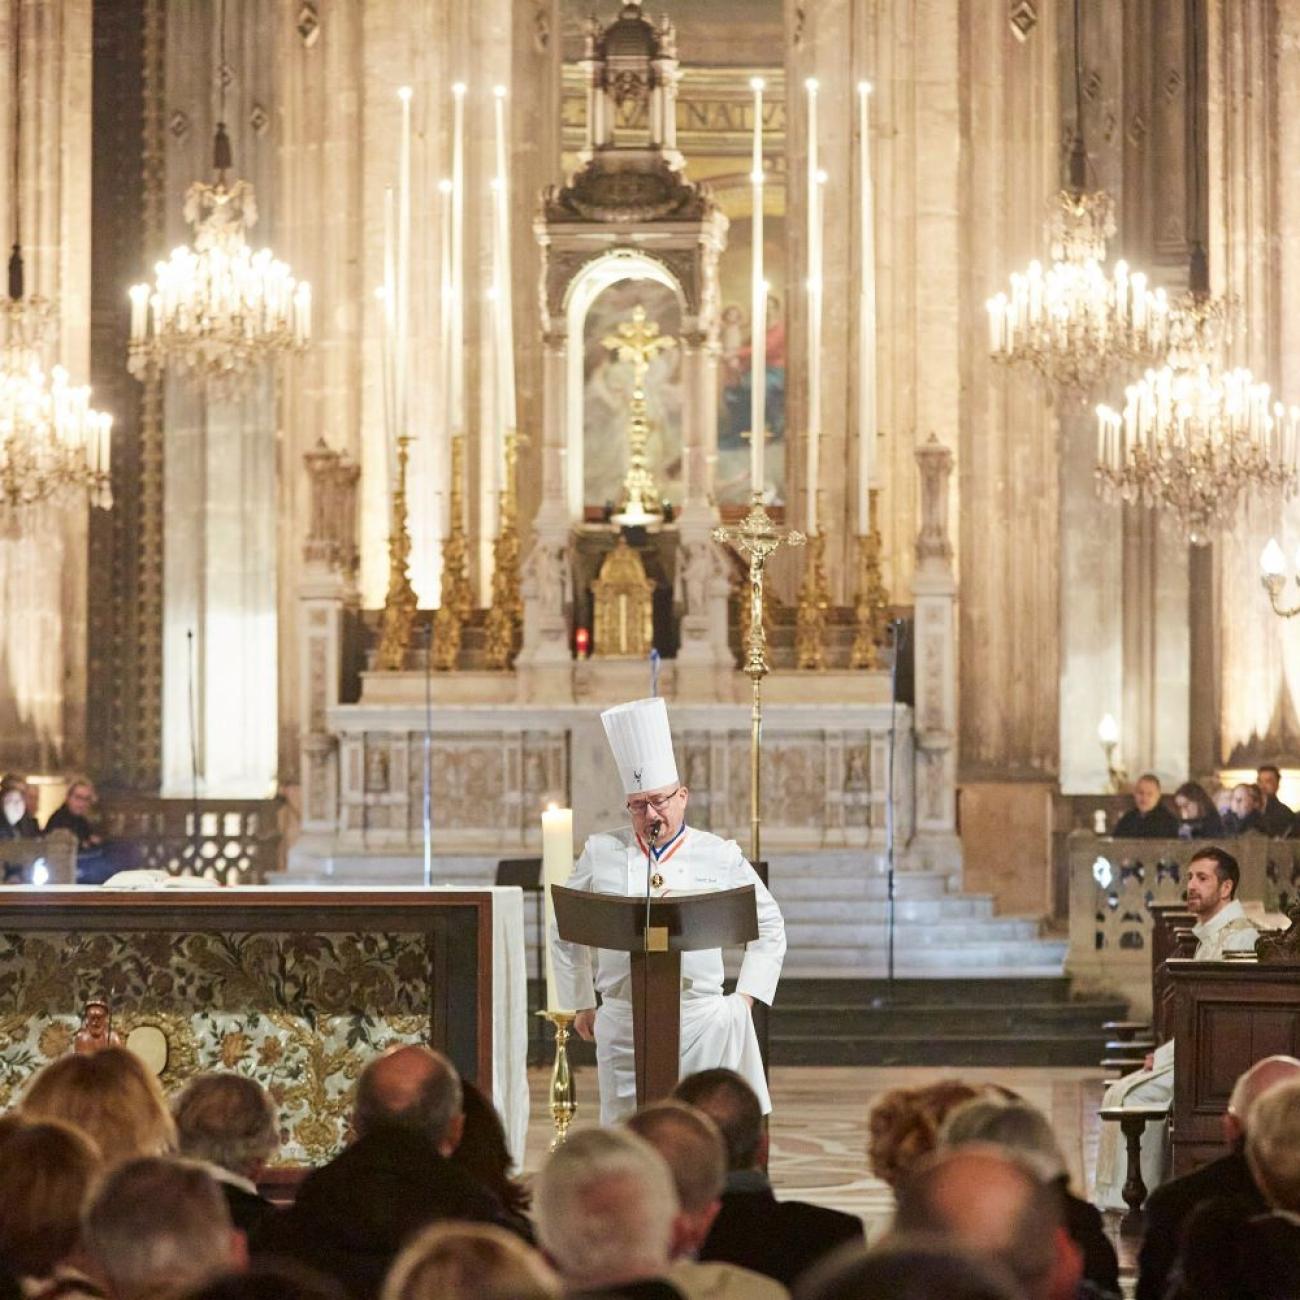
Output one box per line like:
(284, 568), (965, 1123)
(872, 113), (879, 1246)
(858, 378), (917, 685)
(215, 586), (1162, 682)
(769, 1033), (1110, 1068)
(769, 1000), (1125, 1037)
(774, 976), (1082, 1005)
(783, 917), (1042, 948)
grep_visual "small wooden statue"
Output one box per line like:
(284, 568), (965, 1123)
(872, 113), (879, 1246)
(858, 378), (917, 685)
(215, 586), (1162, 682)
(73, 999), (122, 1054)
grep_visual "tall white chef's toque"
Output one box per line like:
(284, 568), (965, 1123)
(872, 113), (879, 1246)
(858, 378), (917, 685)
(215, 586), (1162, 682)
(601, 697), (679, 795)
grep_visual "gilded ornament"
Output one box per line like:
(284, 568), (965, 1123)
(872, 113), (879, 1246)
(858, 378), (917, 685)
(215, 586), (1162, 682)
(592, 538), (655, 658)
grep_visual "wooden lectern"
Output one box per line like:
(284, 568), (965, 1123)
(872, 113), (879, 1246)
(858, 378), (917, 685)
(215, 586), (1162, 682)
(551, 884), (759, 1106)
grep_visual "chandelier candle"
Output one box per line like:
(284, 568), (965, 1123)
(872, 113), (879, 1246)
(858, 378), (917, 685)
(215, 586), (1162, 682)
(857, 81), (877, 528)
(749, 77), (766, 497)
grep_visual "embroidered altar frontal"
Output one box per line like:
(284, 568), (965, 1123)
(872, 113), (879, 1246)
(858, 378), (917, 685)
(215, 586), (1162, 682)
(0, 889), (500, 1162)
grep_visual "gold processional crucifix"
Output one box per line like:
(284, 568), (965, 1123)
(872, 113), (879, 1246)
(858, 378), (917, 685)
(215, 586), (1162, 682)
(602, 305), (677, 525)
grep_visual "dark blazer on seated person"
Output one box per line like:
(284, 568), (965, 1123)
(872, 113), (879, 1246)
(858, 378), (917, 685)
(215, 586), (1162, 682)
(251, 1123), (513, 1300)
(1135, 1142), (1267, 1300)
(697, 1169), (864, 1288)
(1113, 803), (1180, 838)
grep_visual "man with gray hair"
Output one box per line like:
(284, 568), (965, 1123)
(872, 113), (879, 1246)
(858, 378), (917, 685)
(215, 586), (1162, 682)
(1136, 1054), (1300, 1300)
(252, 1045), (509, 1299)
(535, 1126), (682, 1298)
(83, 1156), (245, 1299)
(174, 1073), (279, 1236)
(627, 1102), (787, 1299)
(893, 1146), (1082, 1300)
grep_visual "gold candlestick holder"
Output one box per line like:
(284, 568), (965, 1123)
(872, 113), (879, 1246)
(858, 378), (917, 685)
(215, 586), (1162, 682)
(794, 523), (830, 671)
(377, 434), (417, 671)
(850, 488), (890, 670)
(714, 494), (805, 863)
(484, 430), (523, 670)
(432, 431), (472, 672)
(538, 1010), (577, 1149)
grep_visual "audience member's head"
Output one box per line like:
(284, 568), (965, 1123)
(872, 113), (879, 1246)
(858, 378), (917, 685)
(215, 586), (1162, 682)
(1184, 846), (1241, 921)
(939, 1097), (1068, 1185)
(534, 1127), (678, 1291)
(22, 1047), (175, 1167)
(1246, 1076), (1300, 1211)
(1225, 1055), (1300, 1145)
(627, 1100), (727, 1257)
(672, 1068), (765, 1172)
(0, 780), (27, 828)
(63, 779), (95, 819)
(448, 1081), (529, 1219)
(1230, 782), (1261, 819)
(1133, 773), (1162, 812)
(893, 1146), (1081, 1300)
(185, 1262), (348, 1300)
(174, 1074), (279, 1181)
(83, 1157), (244, 1300)
(381, 1222), (559, 1300)
(867, 1079), (982, 1190)
(795, 1235), (1024, 1300)
(1174, 782), (1216, 822)
(0, 1119), (102, 1281)
(352, 1045), (463, 1156)
(1257, 765), (1283, 801)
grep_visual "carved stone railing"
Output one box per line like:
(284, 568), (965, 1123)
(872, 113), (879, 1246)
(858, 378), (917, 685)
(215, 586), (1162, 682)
(101, 797), (283, 884)
(1065, 830), (1297, 1016)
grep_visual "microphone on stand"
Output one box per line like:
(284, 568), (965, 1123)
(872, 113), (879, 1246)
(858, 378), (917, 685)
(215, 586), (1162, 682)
(639, 816), (664, 1104)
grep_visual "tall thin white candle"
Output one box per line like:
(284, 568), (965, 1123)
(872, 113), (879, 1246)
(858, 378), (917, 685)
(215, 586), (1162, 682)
(492, 86), (517, 443)
(750, 77), (766, 497)
(857, 81), (877, 533)
(451, 83), (467, 446)
(382, 187), (397, 497)
(397, 87), (412, 449)
(805, 78), (822, 534)
(438, 178), (453, 542)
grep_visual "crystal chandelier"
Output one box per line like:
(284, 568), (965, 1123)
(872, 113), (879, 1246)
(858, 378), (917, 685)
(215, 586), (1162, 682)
(987, 0), (1176, 394)
(0, 0), (112, 511)
(127, 3), (309, 384)
(1095, 365), (1298, 545)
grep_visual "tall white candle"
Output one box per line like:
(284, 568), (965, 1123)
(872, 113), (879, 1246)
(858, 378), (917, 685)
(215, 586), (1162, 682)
(541, 803), (574, 1013)
(438, 178), (453, 543)
(857, 81), (877, 533)
(451, 83), (467, 444)
(805, 78), (822, 535)
(492, 86), (517, 443)
(396, 87), (412, 448)
(382, 187), (397, 497)
(750, 77), (766, 498)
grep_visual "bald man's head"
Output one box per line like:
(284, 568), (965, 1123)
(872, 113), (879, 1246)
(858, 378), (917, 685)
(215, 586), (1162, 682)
(1226, 1056), (1300, 1143)
(353, 1046), (464, 1154)
(894, 1147), (1080, 1300)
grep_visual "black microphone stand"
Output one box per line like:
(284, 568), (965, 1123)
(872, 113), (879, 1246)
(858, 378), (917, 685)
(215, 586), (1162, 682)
(638, 817), (662, 1104)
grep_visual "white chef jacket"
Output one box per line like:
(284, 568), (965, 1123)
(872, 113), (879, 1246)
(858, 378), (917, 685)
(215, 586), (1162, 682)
(550, 824), (786, 1123)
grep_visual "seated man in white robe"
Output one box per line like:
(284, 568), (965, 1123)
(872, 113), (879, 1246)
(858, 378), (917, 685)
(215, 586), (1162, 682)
(550, 696), (786, 1124)
(1095, 845), (1259, 1209)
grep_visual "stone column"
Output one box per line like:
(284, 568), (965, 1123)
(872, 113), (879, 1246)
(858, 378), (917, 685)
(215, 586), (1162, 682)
(0, 0), (92, 775)
(1206, 0), (1300, 771)
(159, 0), (280, 799)
(912, 436), (958, 861)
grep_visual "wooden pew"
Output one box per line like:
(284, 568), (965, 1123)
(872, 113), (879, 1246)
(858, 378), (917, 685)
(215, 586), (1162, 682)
(1167, 960), (1300, 1176)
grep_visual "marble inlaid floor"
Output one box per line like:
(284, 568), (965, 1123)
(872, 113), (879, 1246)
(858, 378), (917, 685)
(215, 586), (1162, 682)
(523, 1064), (1109, 1245)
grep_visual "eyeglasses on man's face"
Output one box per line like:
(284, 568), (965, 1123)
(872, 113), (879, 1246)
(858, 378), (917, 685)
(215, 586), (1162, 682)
(627, 787), (682, 816)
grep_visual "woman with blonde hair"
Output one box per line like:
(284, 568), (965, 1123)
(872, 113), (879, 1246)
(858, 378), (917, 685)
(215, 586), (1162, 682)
(0, 1119), (105, 1298)
(380, 1223), (558, 1300)
(866, 1079), (985, 1191)
(21, 1047), (175, 1167)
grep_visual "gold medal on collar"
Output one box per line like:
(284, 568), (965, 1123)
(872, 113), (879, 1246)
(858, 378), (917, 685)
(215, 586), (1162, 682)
(651, 872), (664, 889)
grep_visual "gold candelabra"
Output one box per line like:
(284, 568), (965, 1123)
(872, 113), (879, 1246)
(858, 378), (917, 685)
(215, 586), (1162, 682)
(432, 432), (472, 672)
(484, 430), (523, 670)
(538, 1010), (577, 1149)
(714, 495), (805, 862)
(850, 488), (891, 669)
(376, 433), (417, 671)
(794, 504), (831, 670)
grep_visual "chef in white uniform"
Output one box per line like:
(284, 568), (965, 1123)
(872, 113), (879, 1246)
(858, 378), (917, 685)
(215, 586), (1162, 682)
(550, 697), (786, 1124)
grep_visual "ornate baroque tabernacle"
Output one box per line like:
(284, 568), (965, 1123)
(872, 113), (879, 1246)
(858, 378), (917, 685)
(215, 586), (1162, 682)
(592, 536), (655, 658)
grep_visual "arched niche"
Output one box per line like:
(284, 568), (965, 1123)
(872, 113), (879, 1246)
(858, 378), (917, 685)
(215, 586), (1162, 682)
(563, 249), (685, 522)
